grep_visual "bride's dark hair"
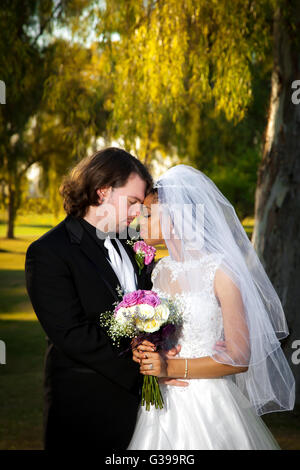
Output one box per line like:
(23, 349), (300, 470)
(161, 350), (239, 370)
(59, 147), (153, 217)
(148, 187), (158, 200)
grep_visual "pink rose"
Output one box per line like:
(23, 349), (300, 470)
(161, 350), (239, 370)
(139, 290), (161, 308)
(133, 241), (148, 254)
(144, 246), (156, 265)
(114, 289), (145, 313)
(133, 240), (156, 265)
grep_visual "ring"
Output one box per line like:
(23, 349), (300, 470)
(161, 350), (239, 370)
(149, 363), (153, 370)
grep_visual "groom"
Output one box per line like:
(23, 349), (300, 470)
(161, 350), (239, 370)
(25, 147), (183, 451)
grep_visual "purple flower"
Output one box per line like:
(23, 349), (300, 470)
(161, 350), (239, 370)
(133, 240), (156, 265)
(114, 289), (161, 314)
(144, 249), (156, 265)
(139, 290), (161, 307)
(114, 289), (145, 312)
(133, 241), (148, 254)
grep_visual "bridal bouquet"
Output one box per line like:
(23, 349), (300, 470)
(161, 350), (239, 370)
(99, 288), (183, 411)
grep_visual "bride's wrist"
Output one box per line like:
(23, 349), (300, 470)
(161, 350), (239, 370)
(166, 358), (186, 379)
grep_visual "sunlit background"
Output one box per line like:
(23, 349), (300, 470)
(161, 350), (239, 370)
(0, 0), (300, 449)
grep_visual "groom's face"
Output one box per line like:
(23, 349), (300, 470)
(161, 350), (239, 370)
(97, 172), (146, 234)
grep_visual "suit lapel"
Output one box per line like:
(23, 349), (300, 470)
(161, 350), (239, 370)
(64, 214), (121, 302)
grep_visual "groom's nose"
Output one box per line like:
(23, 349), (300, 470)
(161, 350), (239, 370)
(129, 202), (142, 217)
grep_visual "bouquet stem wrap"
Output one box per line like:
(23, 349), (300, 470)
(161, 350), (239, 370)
(131, 324), (181, 411)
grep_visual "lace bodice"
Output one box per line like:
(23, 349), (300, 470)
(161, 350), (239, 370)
(151, 253), (225, 359)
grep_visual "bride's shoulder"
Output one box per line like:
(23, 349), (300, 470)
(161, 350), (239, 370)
(153, 255), (171, 269)
(151, 255), (171, 280)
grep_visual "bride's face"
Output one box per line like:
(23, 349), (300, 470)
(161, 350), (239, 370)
(139, 193), (165, 246)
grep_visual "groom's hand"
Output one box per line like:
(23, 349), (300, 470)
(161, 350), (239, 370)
(165, 345), (181, 359)
(158, 378), (189, 387)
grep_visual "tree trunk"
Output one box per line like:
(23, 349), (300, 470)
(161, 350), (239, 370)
(6, 182), (16, 239)
(252, 3), (300, 406)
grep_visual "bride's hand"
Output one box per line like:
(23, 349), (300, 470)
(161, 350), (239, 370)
(159, 345), (189, 386)
(131, 339), (156, 365)
(131, 343), (166, 377)
(139, 351), (167, 377)
(132, 341), (188, 386)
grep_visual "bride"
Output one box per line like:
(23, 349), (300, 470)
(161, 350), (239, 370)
(127, 164), (295, 450)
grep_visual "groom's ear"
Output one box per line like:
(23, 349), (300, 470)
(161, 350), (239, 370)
(96, 186), (111, 202)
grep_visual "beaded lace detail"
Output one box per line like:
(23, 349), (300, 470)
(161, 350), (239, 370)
(151, 253), (225, 361)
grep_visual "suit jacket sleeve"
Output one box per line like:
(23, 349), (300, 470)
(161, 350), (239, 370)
(25, 240), (139, 392)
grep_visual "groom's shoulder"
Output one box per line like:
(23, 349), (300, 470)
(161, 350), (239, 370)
(26, 215), (72, 258)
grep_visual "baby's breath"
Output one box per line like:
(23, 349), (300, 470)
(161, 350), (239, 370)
(116, 284), (124, 298)
(99, 310), (137, 348)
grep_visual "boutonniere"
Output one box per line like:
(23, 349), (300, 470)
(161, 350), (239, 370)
(126, 238), (156, 275)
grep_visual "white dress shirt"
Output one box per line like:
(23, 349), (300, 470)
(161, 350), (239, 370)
(104, 236), (137, 293)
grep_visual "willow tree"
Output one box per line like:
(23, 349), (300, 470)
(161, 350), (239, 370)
(0, 0), (45, 238)
(0, 0), (90, 238)
(88, 0), (270, 163)
(252, 0), (300, 405)
(42, 36), (112, 217)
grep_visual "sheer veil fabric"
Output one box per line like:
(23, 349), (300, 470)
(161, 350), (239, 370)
(153, 164), (295, 416)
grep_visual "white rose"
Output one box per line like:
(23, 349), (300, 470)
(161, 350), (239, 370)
(137, 304), (156, 320)
(137, 318), (163, 333)
(114, 307), (130, 325)
(127, 306), (138, 318)
(154, 302), (170, 323)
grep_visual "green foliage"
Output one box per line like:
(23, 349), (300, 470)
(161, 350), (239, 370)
(175, 59), (273, 218)
(87, 0), (273, 163)
(18, 197), (51, 215)
(0, 1), (84, 236)
(0, 1), (110, 232)
(43, 39), (111, 160)
(207, 150), (261, 219)
(0, 0), (277, 228)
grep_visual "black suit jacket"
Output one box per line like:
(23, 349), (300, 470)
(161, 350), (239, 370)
(25, 214), (153, 450)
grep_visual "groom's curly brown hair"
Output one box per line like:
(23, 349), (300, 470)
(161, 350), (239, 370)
(59, 147), (153, 217)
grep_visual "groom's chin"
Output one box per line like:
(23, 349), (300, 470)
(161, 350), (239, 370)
(118, 226), (136, 239)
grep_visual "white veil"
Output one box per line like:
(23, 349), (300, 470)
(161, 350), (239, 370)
(154, 164), (295, 415)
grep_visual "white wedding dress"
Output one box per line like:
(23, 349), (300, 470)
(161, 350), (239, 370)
(127, 253), (280, 450)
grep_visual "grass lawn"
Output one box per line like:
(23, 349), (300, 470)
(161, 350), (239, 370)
(0, 212), (299, 450)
